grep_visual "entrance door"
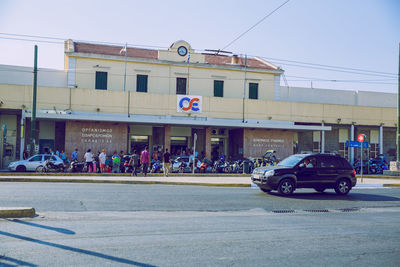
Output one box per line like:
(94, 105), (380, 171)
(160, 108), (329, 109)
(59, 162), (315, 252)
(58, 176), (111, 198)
(171, 136), (188, 156)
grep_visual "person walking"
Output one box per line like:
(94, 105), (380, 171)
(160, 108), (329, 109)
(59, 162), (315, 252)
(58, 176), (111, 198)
(99, 149), (107, 173)
(140, 146), (150, 176)
(84, 149), (94, 173)
(163, 148), (171, 177)
(129, 150), (140, 176)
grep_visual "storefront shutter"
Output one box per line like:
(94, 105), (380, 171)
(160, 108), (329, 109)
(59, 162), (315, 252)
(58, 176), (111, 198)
(214, 80), (224, 97)
(136, 75), (148, 92)
(95, 71), (107, 90)
(249, 83), (258, 99)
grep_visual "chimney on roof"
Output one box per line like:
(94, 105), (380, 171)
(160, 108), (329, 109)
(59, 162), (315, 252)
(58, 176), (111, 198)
(64, 39), (75, 53)
(231, 54), (239, 65)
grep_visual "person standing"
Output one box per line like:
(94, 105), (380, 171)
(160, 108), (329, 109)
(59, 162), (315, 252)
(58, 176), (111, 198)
(140, 146), (150, 176)
(99, 149), (107, 173)
(129, 150), (140, 176)
(112, 151), (120, 173)
(84, 149), (94, 173)
(23, 149), (29, 160)
(163, 148), (171, 177)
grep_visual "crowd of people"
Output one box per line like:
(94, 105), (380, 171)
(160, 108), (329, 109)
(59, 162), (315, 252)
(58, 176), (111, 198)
(37, 147), (177, 176)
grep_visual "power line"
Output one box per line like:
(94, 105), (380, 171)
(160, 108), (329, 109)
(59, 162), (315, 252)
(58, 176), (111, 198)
(221, 0), (291, 51)
(1, 32), (397, 79)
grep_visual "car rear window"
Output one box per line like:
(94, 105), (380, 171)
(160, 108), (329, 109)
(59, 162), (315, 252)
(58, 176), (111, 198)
(319, 157), (344, 168)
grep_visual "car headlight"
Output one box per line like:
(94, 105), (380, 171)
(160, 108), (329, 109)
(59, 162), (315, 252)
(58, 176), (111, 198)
(8, 162), (17, 167)
(264, 170), (275, 177)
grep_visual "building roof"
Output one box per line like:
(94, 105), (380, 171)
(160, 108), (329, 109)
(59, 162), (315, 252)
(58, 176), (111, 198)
(72, 41), (277, 70)
(74, 42), (158, 60)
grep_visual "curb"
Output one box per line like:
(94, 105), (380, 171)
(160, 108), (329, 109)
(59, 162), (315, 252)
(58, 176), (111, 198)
(383, 184), (400, 187)
(0, 207), (36, 218)
(0, 177), (250, 187)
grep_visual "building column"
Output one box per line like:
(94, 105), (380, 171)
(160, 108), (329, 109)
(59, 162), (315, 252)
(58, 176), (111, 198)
(321, 121), (325, 153)
(164, 125), (171, 153)
(379, 124), (383, 155)
(350, 124), (355, 165)
(204, 127), (211, 159)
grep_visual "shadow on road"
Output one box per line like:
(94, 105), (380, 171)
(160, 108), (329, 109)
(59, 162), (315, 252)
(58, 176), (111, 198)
(266, 192), (400, 202)
(0, 231), (156, 267)
(0, 255), (37, 266)
(8, 219), (75, 235)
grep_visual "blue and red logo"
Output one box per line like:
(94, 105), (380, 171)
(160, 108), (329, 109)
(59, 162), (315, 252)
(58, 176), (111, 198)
(178, 96), (201, 112)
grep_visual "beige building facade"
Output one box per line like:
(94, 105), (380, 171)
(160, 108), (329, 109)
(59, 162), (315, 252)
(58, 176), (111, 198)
(0, 39), (396, 168)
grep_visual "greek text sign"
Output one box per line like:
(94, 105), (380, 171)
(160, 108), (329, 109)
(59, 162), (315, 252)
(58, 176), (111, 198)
(177, 95), (202, 113)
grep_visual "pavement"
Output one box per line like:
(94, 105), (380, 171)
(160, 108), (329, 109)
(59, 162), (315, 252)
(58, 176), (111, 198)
(0, 173), (399, 218)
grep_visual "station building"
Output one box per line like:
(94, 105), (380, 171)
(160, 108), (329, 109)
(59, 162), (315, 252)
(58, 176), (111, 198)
(0, 39), (396, 168)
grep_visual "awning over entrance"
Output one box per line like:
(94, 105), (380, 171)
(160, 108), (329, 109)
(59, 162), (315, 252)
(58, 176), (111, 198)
(27, 110), (332, 131)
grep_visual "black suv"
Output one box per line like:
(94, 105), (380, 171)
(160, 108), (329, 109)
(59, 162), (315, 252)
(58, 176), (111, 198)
(251, 153), (356, 195)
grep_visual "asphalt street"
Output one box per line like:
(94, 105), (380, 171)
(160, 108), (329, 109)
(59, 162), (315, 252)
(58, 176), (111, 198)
(1, 183), (400, 266)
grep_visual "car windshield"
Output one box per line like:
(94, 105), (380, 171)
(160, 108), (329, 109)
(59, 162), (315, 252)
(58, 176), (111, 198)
(277, 154), (306, 167)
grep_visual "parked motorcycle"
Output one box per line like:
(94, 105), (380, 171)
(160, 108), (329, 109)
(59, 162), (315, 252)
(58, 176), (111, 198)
(68, 160), (86, 173)
(36, 159), (65, 173)
(151, 160), (162, 173)
(179, 161), (186, 174)
(200, 158), (212, 173)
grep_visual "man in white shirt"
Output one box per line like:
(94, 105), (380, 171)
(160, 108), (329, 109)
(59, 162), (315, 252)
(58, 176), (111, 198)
(84, 149), (94, 173)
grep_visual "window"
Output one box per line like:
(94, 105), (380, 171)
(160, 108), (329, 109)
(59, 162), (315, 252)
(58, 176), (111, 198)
(29, 155), (42, 162)
(95, 71), (108, 90)
(136, 74), (148, 93)
(176, 78), (187, 95)
(319, 157), (343, 168)
(249, 83), (258, 99)
(214, 80), (224, 97)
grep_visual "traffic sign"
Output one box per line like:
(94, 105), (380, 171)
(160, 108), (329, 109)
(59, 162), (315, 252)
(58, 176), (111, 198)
(346, 140), (369, 148)
(358, 134), (366, 143)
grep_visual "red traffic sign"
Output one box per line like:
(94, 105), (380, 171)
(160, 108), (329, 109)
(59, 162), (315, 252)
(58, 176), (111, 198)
(358, 134), (366, 143)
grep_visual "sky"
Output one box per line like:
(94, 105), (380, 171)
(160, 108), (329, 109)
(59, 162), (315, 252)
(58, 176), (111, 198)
(0, 0), (399, 93)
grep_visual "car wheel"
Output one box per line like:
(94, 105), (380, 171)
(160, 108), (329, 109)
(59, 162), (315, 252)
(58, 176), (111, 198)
(314, 187), (326, 193)
(335, 178), (351, 195)
(278, 179), (295, 195)
(260, 188), (271, 193)
(16, 165), (26, 172)
(36, 166), (45, 173)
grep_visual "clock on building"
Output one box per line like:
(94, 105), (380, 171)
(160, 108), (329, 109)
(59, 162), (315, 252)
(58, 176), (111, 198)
(177, 46), (188, 56)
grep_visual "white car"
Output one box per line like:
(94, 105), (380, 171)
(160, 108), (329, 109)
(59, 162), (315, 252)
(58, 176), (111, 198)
(8, 154), (64, 172)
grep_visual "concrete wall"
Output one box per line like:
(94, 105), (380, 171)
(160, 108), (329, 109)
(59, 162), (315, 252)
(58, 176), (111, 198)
(280, 86), (396, 108)
(72, 57), (277, 100)
(0, 65), (67, 88)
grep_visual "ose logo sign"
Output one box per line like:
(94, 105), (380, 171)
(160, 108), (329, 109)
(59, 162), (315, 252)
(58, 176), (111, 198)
(177, 95), (202, 113)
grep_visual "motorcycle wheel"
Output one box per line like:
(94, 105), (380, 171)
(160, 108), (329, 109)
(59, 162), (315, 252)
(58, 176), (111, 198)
(36, 166), (45, 173)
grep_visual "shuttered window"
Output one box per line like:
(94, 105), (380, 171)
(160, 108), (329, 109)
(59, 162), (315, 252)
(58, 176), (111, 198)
(95, 71), (107, 90)
(249, 83), (258, 99)
(214, 80), (224, 97)
(136, 74), (148, 92)
(176, 78), (187, 95)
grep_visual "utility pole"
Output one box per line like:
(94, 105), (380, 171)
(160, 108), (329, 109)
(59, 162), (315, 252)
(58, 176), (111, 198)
(242, 55), (247, 123)
(30, 45), (38, 156)
(397, 43), (400, 162)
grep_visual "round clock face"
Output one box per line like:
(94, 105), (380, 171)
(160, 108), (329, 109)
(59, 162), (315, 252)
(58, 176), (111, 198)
(177, 46), (188, 56)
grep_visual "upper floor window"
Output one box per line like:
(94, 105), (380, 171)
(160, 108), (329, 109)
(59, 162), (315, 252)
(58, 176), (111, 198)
(136, 74), (148, 93)
(95, 71), (108, 90)
(176, 77), (187, 95)
(214, 80), (224, 97)
(249, 82), (258, 99)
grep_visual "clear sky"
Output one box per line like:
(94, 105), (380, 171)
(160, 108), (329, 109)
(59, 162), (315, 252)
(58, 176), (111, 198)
(0, 0), (399, 93)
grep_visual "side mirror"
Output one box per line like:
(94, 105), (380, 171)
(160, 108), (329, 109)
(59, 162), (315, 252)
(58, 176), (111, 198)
(299, 163), (305, 169)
